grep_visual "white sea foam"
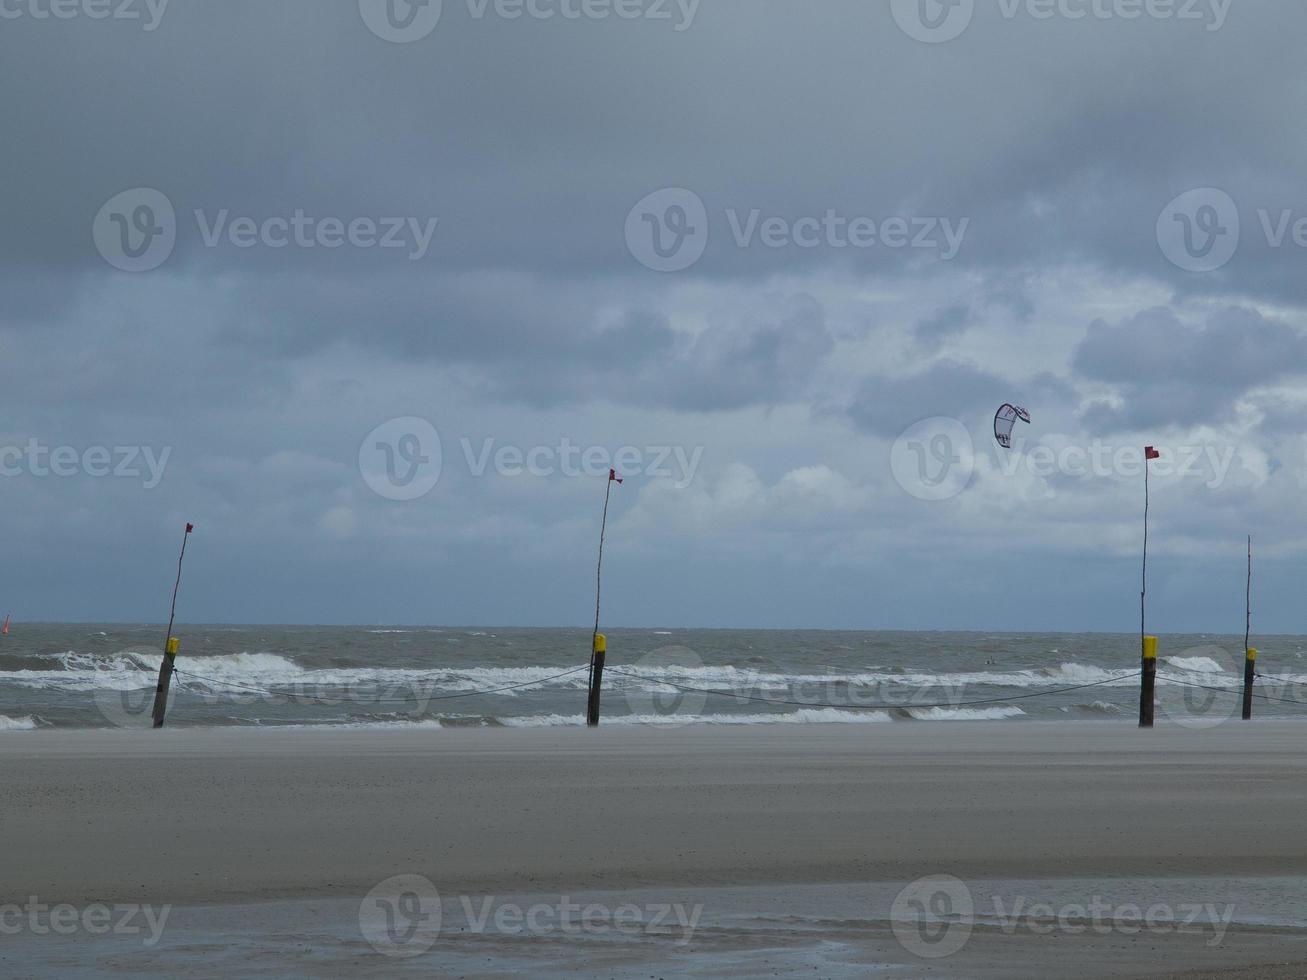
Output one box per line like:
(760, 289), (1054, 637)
(500, 709), (897, 727)
(608, 661), (1137, 692)
(904, 706), (1025, 721)
(0, 651), (592, 695)
(0, 715), (37, 731)
(0, 652), (1142, 703)
(1165, 656), (1231, 674)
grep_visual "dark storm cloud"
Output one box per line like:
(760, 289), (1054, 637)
(1074, 306), (1307, 430)
(3, 1), (1307, 627)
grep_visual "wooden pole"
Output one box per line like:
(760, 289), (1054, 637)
(1242, 648), (1257, 721)
(1141, 460), (1149, 675)
(1139, 635), (1157, 728)
(151, 637), (180, 728)
(587, 633), (607, 727)
(1243, 536), (1254, 721)
(587, 471), (620, 724)
(152, 523), (193, 729)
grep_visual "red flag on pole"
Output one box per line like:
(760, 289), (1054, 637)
(1145, 447), (1161, 460)
(608, 469), (623, 484)
(185, 523), (194, 533)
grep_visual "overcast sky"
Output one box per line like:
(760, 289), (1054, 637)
(2, 0), (1306, 631)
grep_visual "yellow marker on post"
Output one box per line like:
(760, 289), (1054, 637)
(167, 637), (179, 656)
(1139, 636), (1158, 728)
(587, 633), (607, 727)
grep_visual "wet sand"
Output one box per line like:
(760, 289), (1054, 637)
(3, 720), (1307, 976)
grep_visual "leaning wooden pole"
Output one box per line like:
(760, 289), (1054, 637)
(1243, 535), (1255, 721)
(152, 522), (193, 729)
(1140, 456), (1149, 665)
(1140, 447), (1159, 729)
(587, 470), (621, 726)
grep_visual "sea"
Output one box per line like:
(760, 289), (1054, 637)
(2, 625), (1304, 732)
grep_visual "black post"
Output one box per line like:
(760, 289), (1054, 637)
(1141, 459), (1150, 677)
(151, 522), (193, 729)
(1242, 648), (1256, 721)
(587, 633), (606, 727)
(1243, 536), (1254, 721)
(151, 637), (180, 728)
(1139, 635), (1156, 728)
(587, 471), (620, 724)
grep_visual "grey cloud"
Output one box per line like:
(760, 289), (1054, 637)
(914, 304), (969, 352)
(1074, 306), (1307, 430)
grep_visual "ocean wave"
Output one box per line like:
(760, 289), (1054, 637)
(607, 661), (1138, 692)
(500, 709), (897, 727)
(0, 651), (592, 696)
(1165, 656), (1232, 674)
(0, 715), (38, 731)
(0, 652), (1148, 704)
(902, 706), (1026, 721)
(1060, 700), (1125, 715)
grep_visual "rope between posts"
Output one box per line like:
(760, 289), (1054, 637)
(602, 666), (1142, 711)
(1157, 672), (1307, 707)
(170, 665), (590, 704)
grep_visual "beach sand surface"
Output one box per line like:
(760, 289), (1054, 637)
(3, 720), (1307, 977)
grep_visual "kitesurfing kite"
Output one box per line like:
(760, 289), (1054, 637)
(993, 404), (1031, 449)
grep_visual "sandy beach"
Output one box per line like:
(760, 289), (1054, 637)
(4, 720), (1307, 976)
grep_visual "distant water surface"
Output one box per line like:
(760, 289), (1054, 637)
(2, 625), (1302, 731)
